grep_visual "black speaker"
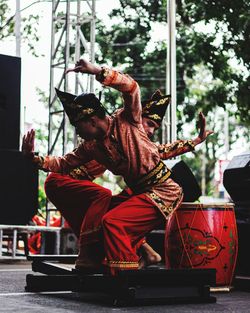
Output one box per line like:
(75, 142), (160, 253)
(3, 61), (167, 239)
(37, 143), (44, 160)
(0, 54), (21, 150)
(165, 160), (202, 202)
(0, 150), (38, 225)
(223, 151), (250, 203)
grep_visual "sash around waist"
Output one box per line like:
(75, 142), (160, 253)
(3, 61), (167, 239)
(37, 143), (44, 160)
(127, 161), (171, 194)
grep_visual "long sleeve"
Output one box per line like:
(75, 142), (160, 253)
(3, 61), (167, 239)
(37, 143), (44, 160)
(33, 143), (93, 174)
(96, 68), (141, 124)
(158, 140), (195, 160)
(69, 160), (106, 181)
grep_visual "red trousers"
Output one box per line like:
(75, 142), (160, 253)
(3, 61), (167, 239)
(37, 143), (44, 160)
(102, 193), (163, 274)
(45, 173), (175, 275)
(45, 173), (112, 238)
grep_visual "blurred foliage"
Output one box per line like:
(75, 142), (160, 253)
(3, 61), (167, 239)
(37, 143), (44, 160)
(2, 1), (249, 196)
(0, 0), (40, 56)
(92, 0), (250, 125)
(38, 183), (47, 214)
(91, 0), (250, 195)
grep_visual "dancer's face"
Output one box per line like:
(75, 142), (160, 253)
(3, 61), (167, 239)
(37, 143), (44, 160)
(75, 116), (106, 141)
(142, 117), (160, 139)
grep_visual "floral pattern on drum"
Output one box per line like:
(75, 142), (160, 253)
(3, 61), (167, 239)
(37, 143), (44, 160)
(173, 225), (225, 267)
(165, 204), (238, 286)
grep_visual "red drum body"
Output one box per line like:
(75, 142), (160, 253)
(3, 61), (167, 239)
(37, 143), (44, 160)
(165, 203), (238, 286)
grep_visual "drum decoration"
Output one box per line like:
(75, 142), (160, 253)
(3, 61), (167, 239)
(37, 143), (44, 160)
(165, 203), (238, 286)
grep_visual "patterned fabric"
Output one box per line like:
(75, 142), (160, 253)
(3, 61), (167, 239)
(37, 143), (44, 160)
(55, 88), (102, 125)
(37, 67), (182, 218)
(45, 173), (112, 237)
(129, 160), (171, 194)
(157, 139), (195, 160)
(142, 89), (171, 124)
(146, 186), (184, 220)
(69, 160), (106, 180)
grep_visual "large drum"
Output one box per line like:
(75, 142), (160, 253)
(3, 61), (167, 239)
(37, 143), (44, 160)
(165, 202), (238, 286)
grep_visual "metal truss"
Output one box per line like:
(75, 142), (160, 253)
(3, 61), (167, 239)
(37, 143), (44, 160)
(48, 0), (96, 157)
(46, 0), (96, 226)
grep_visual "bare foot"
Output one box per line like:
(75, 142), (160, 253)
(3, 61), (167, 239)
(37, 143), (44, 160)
(138, 242), (162, 269)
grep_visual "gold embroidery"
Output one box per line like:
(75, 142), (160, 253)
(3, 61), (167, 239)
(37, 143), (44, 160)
(33, 156), (45, 169)
(146, 190), (183, 219)
(147, 113), (161, 120)
(107, 260), (139, 269)
(177, 142), (184, 148)
(137, 161), (165, 185)
(142, 101), (154, 111)
(102, 67), (109, 78)
(80, 226), (101, 236)
(74, 108), (95, 122)
(156, 97), (170, 105)
(69, 165), (94, 180)
(129, 161), (171, 193)
(82, 108), (94, 115)
(187, 139), (195, 150)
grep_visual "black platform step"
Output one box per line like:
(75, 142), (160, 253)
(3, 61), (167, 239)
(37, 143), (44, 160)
(25, 260), (216, 305)
(234, 275), (250, 291)
(27, 254), (77, 262)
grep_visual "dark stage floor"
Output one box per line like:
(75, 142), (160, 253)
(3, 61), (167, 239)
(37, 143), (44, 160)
(1, 261), (250, 313)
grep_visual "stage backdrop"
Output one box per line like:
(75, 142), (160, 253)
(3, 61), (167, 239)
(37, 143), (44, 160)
(0, 54), (21, 150)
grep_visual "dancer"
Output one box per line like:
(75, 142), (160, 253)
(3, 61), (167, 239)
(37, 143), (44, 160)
(22, 59), (212, 274)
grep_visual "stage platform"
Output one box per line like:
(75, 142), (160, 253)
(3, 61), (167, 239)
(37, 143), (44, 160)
(1, 260), (250, 312)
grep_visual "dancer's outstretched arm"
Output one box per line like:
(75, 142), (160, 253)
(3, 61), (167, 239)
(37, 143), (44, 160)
(22, 129), (91, 173)
(66, 59), (141, 125)
(158, 112), (213, 159)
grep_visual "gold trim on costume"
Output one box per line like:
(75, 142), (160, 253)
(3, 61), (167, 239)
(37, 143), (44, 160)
(80, 226), (101, 237)
(158, 140), (196, 155)
(69, 165), (94, 180)
(187, 139), (195, 150)
(146, 190), (183, 220)
(74, 108), (95, 122)
(32, 155), (45, 169)
(129, 161), (171, 193)
(147, 113), (161, 120)
(156, 97), (170, 105)
(107, 260), (139, 269)
(142, 100), (154, 111)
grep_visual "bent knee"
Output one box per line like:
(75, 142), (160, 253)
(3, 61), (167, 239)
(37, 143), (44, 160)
(101, 212), (115, 228)
(44, 173), (64, 200)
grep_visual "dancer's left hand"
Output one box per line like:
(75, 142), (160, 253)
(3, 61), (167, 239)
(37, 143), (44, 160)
(197, 112), (213, 142)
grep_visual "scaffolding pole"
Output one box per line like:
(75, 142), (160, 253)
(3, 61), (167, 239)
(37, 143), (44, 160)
(163, 0), (177, 143)
(46, 0), (96, 226)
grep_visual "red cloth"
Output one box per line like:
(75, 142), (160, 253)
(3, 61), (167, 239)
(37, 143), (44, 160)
(45, 173), (112, 237)
(102, 194), (163, 275)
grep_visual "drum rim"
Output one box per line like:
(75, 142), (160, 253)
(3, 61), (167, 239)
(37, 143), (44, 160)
(180, 202), (234, 209)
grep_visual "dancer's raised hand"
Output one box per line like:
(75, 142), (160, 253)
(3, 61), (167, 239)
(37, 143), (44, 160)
(197, 112), (213, 142)
(22, 129), (35, 158)
(65, 59), (101, 75)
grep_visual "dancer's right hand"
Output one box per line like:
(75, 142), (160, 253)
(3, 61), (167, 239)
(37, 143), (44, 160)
(22, 129), (35, 158)
(65, 59), (101, 75)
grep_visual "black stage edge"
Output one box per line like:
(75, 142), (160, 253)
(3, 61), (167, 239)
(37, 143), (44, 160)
(234, 276), (250, 292)
(26, 257), (216, 306)
(27, 254), (77, 262)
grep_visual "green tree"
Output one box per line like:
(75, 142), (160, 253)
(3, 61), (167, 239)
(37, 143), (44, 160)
(0, 0), (40, 56)
(90, 0), (250, 195)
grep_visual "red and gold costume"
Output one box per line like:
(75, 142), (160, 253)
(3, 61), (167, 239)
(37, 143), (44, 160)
(45, 139), (194, 238)
(45, 160), (107, 237)
(38, 68), (196, 274)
